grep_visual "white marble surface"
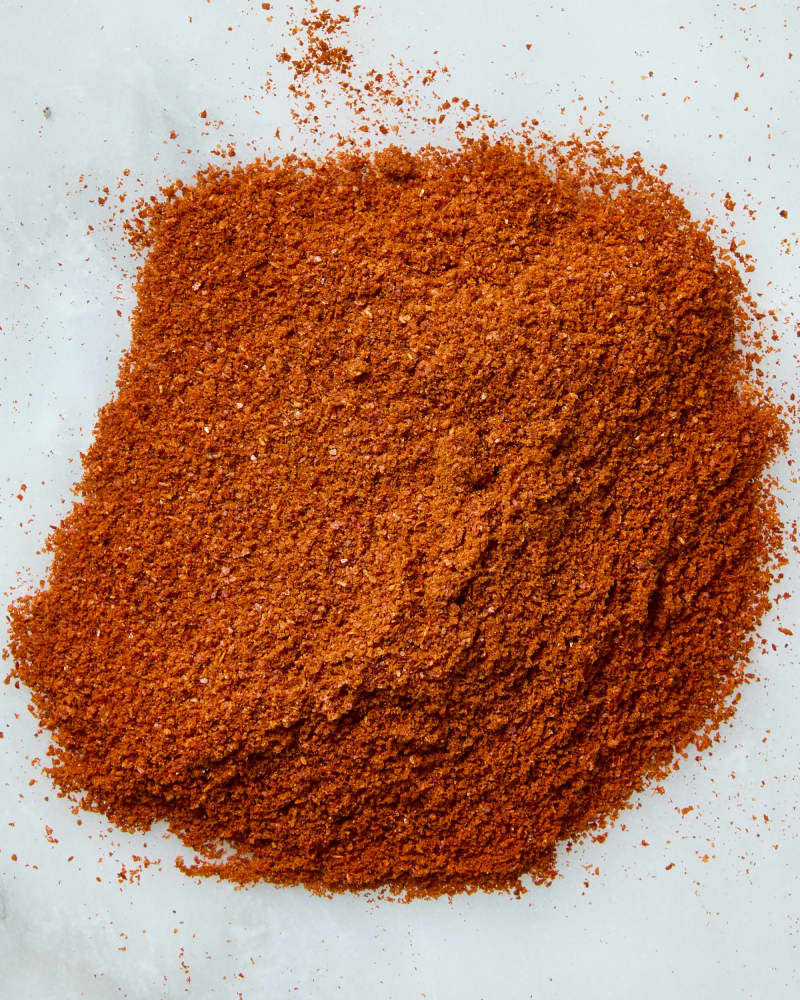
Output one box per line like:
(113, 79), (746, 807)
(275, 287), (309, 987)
(1, 1), (799, 997)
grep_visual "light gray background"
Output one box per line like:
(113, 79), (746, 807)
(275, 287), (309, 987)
(1, 1), (799, 997)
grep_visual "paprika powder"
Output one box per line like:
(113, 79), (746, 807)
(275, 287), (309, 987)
(6, 135), (787, 895)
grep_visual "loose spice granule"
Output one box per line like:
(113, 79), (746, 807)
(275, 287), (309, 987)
(7, 137), (786, 896)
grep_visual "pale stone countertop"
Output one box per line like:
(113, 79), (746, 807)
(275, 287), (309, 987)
(1, 1), (798, 997)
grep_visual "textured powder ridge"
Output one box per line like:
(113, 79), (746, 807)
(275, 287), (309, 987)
(7, 138), (786, 895)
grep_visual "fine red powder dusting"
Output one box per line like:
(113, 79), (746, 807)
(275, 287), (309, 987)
(267, 1), (497, 144)
(6, 133), (787, 895)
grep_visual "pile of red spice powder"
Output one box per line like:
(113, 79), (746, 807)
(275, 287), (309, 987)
(6, 137), (786, 895)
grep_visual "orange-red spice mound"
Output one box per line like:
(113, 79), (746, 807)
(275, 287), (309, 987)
(7, 139), (786, 895)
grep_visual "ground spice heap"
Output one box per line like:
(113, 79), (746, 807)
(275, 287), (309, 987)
(7, 138), (786, 895)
